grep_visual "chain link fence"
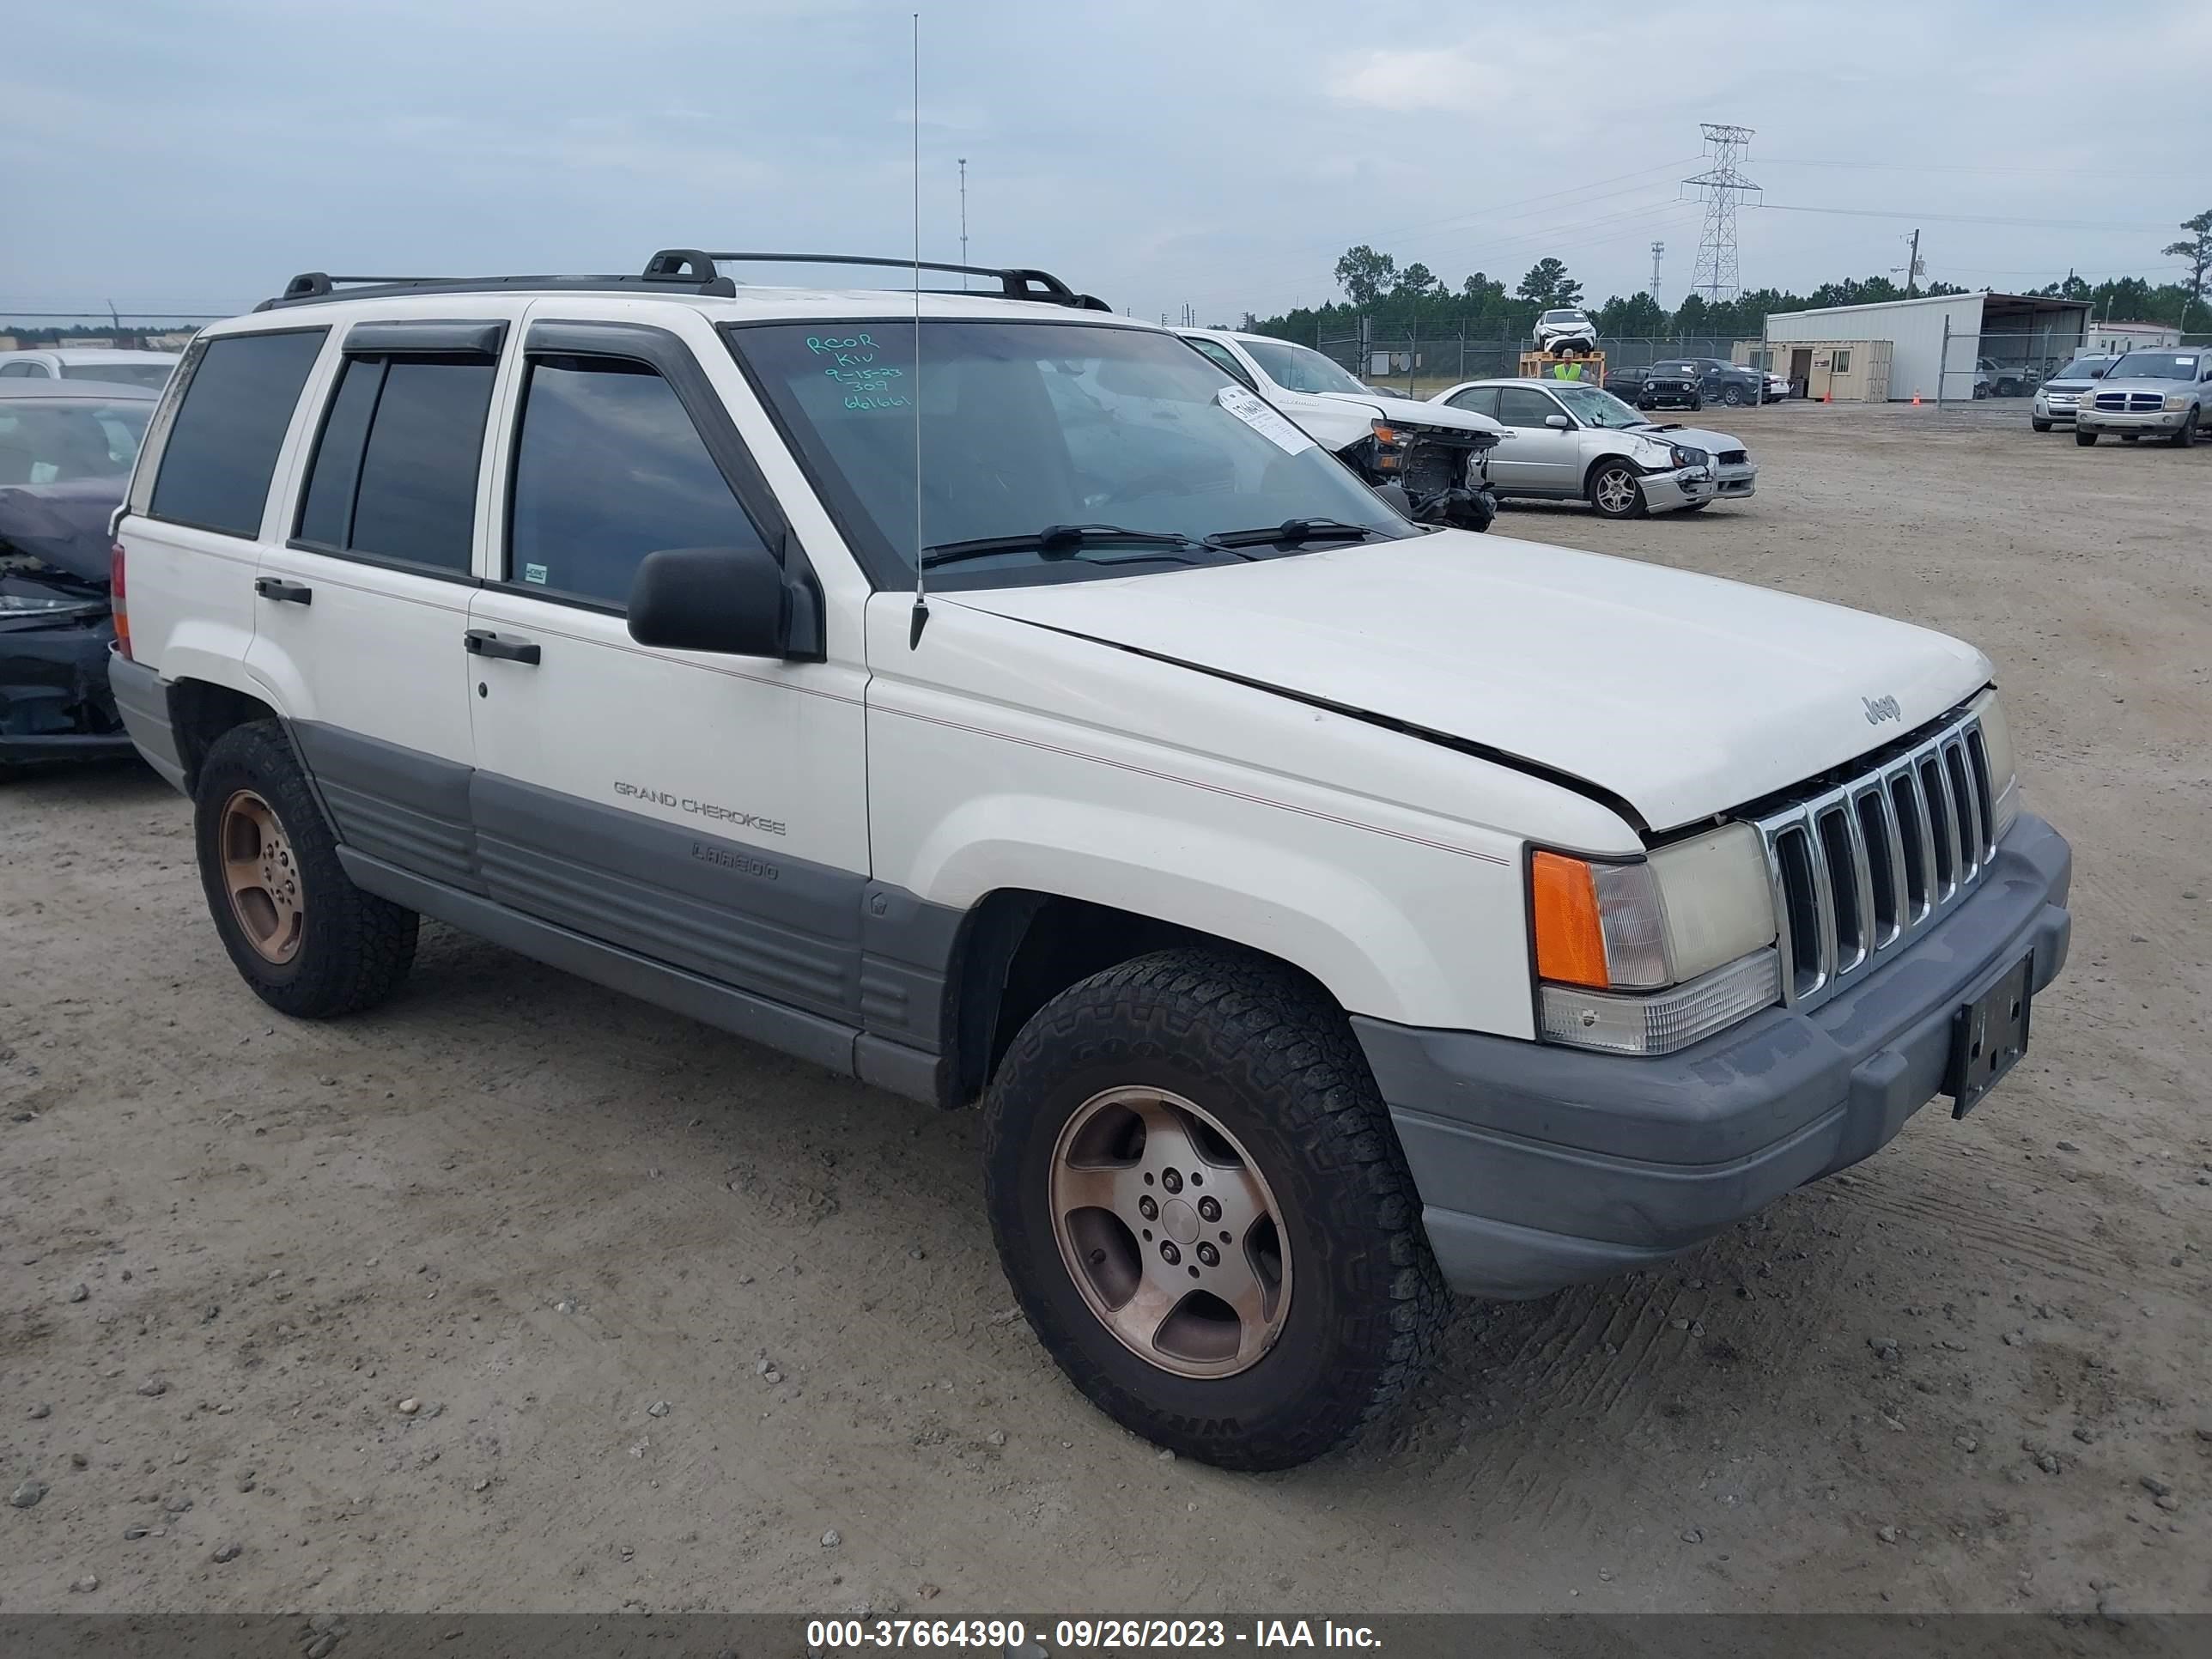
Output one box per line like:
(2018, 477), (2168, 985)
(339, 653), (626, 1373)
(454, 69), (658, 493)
(1312, 325), (1747, 395)
(0, 312), (217, 354)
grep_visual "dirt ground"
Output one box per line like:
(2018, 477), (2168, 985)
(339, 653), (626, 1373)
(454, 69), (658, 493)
(3, 400), (2208, 1617)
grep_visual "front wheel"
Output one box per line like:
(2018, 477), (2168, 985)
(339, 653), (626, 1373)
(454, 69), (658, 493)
(1721, 385), (1746, 406)
(2170, 410), (2198, 447)
(2076, 429), (2098, 447)
(2032, 418), (2052, 432)
(982, 950), (1445, 1470)
(194, 720), (418, 1018)
(1588, 459), (1647, 519)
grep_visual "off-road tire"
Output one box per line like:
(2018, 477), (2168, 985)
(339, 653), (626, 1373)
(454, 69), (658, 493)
(194, 720), (417, 1018)
(981, 948), (1448, 1471)
(2076, 429), (2098, 447)
(1587, 459), (1648, 520)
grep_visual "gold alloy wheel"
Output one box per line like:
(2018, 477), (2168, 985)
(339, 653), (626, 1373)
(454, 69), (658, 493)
(218, 789), (304, 964)
(1048, 1085), (1291, 1379)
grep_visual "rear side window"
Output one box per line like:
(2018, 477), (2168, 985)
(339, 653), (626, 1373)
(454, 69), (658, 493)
(506, 356), (767, 608)
(295, 356), (495, 575)
(148, 330), (325, 537)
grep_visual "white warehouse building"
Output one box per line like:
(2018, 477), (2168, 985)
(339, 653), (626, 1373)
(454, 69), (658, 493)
(1763, 291), (2091, 403)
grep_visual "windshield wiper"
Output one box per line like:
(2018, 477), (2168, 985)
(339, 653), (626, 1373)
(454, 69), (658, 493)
(1204, 517), (1388, 550)
(921, 523), (1222, 570)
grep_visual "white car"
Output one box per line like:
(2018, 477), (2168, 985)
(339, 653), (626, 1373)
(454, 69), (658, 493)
(108, 250), (2071, 1472)
(1431, 378), (1758, 517)
(0, 347), (180, 391)
(1178, 327), (1501, 527)
(1533, 308), (1598, 356)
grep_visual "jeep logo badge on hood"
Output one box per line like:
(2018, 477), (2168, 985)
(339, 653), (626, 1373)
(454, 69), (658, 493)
(1863, 695), (1903, 725)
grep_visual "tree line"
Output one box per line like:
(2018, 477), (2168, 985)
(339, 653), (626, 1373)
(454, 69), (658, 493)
(1243, 211), (2212, 346)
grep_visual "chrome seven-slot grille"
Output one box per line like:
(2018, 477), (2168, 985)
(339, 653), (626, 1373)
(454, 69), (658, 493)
(1751, 706), (1999, 1011)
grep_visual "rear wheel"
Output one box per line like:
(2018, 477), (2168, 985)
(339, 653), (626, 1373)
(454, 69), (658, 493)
(1588, 459), (1647, 519)
(194, 720), (417, 1018)
(982, 949), (1445, 1470)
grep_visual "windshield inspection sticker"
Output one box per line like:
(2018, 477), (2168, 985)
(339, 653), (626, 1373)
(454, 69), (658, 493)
(1215, 386), (1316, 454)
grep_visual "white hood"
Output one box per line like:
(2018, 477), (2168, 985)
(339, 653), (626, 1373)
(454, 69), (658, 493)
(1318, 389), (1502, 436)
(945, 532), (1990, 832)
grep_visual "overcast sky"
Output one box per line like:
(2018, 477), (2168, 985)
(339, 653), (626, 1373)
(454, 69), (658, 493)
(7, 1), (2209, 326)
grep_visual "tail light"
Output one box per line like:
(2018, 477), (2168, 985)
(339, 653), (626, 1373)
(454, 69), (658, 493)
(111, 540), (132, 660)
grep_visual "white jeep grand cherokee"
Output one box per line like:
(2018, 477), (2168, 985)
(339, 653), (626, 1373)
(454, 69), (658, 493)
(109, 251), (2072, 1471)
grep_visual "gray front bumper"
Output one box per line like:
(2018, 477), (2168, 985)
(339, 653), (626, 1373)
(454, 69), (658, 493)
(2077, 407), (2187, 433)
(1354, 813), (2071, 1300)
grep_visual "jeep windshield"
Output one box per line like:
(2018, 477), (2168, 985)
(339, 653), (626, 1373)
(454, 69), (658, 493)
(2106, 351), (2200, 381)
(732, 320), (1410, 590)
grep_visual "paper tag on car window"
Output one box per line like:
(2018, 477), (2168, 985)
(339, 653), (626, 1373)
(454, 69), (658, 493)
(1215, 386), (1315, 454)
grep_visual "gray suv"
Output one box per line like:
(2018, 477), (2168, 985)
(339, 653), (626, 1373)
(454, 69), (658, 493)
(2074, 349), (2209, 447)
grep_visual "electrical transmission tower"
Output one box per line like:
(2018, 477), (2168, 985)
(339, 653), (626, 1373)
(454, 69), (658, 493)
(1650, 240), (1664, 303)
(1682, 124), (1758, 301)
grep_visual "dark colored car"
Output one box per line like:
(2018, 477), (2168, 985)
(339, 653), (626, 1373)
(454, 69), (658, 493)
(1622, 362), (1704, 410)
(0, 380), (158, 769)
(1651, 357), (1765, 407)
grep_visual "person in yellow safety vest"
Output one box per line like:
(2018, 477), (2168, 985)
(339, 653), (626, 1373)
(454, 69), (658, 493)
(1547, 360), (1587, 381)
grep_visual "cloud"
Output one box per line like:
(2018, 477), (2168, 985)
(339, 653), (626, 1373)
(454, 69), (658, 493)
(1328, 46), (1494, 111)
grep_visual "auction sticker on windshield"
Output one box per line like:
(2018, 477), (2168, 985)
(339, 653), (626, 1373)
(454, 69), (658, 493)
(1215, 386), (1315, 454)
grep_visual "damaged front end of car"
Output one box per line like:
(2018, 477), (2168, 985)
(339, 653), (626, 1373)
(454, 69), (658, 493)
(1347, 419), (1502, 533)
(1, 482), (136, 765)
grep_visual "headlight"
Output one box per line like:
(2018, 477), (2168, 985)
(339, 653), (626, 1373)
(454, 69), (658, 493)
(0, 594), (106, 618)
(2164, 394), (2192, 411)
(1668, 444), (1709, 469)
(1976, 689), (2019, 840)
(1529, 824), (1781, 1055)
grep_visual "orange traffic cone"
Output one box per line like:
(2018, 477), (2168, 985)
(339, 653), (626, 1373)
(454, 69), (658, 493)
(1911, 391), (1921, 405)
(1823, 388), (1832, 404)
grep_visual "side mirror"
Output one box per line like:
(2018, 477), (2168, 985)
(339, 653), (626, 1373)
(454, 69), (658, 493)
(626, 544), (823, 659)
(1543, 413), (1571, 430)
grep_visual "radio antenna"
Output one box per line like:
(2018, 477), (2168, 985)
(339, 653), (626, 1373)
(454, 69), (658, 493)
(907, 10), (929, 649)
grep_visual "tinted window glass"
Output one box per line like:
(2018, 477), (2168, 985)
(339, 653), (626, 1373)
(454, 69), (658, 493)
(350, 360), (494, 570)
(149, 330), (325, 536)
(294, 356), (493, 573)
(508, 358), (763, 606)
(296, 356), (381, 549)
(1445, 386), (1498, 419)
(1497, 387), (1560, 427)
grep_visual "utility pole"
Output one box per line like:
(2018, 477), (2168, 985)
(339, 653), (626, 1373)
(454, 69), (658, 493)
(1682, 124), (1758, 301)
(1905, 228), (1922, 297)
(957, 158), (969, 289)
(1650, 240), (1665, 305)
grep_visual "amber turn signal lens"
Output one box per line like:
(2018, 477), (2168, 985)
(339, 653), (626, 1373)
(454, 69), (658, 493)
(1530, 850), (1608, 988)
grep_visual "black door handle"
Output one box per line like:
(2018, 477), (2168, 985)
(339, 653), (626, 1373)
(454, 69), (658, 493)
(465, 629), (540, 665)
(254, 578), (313, 605)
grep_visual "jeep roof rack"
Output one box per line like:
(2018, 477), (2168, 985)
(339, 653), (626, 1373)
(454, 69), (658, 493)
(254, 251), (1109, 313)
(255, 265), (739, 311)
(647, 249), (1111, 311)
